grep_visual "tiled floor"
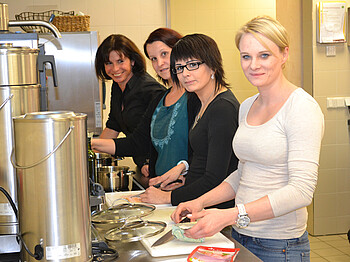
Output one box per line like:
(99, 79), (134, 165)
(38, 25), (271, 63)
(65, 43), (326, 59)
(309, 233), (350, 261)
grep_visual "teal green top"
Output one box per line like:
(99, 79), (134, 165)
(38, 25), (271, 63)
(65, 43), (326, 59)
(151, 91), (188, 176)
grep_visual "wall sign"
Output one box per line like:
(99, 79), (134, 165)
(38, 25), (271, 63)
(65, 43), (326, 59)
(316, 1), (347, 43)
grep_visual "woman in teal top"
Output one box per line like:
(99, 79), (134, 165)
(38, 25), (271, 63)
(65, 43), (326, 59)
(151, 89), (188, 176)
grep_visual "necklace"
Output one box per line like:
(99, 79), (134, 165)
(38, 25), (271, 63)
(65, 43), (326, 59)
(192, 88), (222, 128)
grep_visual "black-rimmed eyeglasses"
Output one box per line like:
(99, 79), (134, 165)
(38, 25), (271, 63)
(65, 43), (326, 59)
(172, 61), (205, 74)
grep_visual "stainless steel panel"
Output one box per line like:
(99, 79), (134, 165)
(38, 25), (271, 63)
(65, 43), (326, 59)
(40, 32), (102, 135)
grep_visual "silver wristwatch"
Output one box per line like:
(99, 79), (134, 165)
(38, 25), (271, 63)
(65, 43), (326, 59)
(236, 204), (250, 228)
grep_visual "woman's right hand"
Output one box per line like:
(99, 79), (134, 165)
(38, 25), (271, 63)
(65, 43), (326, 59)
(149, 164), (185, 188)
(171, 198), (204, 223)
(91, 138), (115, 155)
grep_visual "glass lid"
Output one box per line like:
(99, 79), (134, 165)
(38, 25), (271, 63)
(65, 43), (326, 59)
(92, 203), (155, 224)
(104, 220), (166, 242)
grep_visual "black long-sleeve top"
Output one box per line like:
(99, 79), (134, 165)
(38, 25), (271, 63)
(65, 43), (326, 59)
(114, 90), (201, 177)
(171, 89), (240, 209)
(106, 72), (165, 167)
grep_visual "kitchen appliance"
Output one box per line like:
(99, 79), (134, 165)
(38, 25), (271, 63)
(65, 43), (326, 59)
(12, 111), (92, 262)
(39, 31), (103, 135)
(0, 3), (61, 254)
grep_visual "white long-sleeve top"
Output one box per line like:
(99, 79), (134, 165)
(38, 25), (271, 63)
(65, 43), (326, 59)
(225, 88), (324, 239)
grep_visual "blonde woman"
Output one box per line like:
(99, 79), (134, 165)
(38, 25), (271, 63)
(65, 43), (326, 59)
(171, 16), (324, 262)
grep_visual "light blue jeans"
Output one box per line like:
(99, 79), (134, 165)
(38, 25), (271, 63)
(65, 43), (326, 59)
(231, 228), (310, 262)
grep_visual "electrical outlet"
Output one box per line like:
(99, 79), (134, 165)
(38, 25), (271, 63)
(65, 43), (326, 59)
(326, 46), (336, 57)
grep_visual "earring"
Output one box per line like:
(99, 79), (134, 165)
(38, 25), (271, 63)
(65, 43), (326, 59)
(211, 73), (215, 79)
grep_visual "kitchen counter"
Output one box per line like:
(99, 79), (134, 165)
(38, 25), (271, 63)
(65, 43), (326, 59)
(99, 192), (262, 261)
(103, 226), (262, 261)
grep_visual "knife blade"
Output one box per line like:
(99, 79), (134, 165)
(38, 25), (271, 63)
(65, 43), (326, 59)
(151, 216), (190, 247)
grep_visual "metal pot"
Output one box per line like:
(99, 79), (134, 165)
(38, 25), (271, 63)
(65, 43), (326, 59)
(97, 166), (134, 192)
(0, 43), (39, 86)
(95, 152), (123, 168)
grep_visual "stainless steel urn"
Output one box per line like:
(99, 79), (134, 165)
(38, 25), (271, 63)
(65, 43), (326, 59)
(13, 111), (92, 262)
(0, 43), (40, 253)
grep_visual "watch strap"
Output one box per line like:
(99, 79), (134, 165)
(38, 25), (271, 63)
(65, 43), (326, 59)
(237, 204), (247, 216)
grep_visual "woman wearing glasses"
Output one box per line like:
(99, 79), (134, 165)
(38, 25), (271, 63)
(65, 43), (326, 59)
(92, 28), (200, 185)
(140, 34), (239, 208)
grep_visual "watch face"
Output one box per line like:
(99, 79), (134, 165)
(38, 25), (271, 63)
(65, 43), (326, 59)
(237, 215), (250, 228)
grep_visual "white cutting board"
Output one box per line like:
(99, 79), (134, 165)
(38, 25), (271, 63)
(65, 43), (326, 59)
(140, 206), (235, 257)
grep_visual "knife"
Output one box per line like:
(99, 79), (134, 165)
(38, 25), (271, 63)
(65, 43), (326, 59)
(151, 216), (191, 247)
(153, 179), (183, 188)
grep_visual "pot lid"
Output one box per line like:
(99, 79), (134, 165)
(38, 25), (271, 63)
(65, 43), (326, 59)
(13, 111), (87, 121)
(92, 203), (155, 224)
(104, 219), (166, 242)
(0, 43), (39, 53)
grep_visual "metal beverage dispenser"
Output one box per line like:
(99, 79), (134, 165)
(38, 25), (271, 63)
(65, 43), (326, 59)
(0, 43), (41, 253)
(13, 111), (92, 262)
(0, 3), (60, 254)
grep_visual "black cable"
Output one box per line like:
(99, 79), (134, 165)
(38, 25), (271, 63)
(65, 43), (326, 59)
(0, 186), (43, 260)
(0, 186), (18, 219)
(92, 241), (118, 261)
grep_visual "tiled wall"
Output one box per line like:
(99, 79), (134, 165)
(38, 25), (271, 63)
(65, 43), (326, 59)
(170, 0), (276, 103)
(311, 0), (350, 235)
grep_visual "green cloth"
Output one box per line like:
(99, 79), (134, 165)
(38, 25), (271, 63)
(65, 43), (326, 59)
(172, 223), (205, 243)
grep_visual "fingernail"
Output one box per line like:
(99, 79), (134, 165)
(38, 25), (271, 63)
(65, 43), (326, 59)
(187, 214), (192, 217)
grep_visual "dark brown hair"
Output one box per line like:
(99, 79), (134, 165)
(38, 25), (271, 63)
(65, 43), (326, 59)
(170, 34), (229, 92)
(95, 34), (146, 80)
(143, 28), (182, 85)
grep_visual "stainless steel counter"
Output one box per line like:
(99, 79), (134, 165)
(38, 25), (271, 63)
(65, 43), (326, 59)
(102, 226), (262, 261)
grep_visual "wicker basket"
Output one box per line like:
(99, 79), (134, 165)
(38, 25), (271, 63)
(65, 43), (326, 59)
(15, 10), (74, 33)
(52, 15), (90, 32)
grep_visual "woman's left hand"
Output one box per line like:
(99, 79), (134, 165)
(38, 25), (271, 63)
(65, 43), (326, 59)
(140, 186), (171, 204)
(183, 208), (237, 239)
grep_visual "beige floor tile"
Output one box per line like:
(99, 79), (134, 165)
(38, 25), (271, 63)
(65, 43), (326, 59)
(339, 234), (348, 240)
(312, 248), (344, 257)
(318, 235), (345, 241)
(311, 250), (321, 258)
(336, 246), (350, 255)
(311, 241), (333, 250)
(328, 239), (350, 248)
(323, 255), (350, 262)
(310, 257), (329, 262)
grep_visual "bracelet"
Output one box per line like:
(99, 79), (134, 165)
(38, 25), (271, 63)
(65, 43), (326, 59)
(177, 160), (189, 175)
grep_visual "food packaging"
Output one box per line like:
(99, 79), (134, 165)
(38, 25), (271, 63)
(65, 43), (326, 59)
(187, 246), (240, 262)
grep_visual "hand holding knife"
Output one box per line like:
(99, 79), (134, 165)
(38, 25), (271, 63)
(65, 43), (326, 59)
(151, 216), (191, 247)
